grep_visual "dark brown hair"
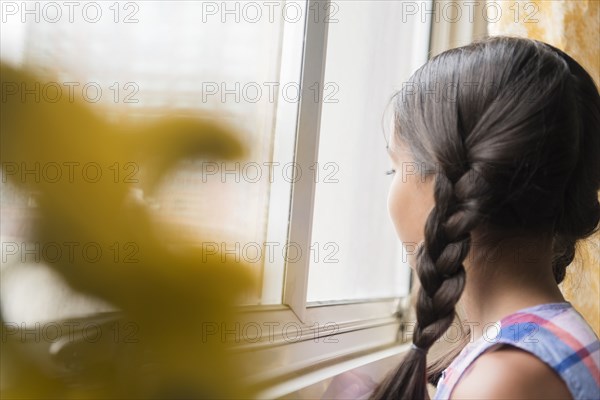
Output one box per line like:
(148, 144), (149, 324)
(371, 36), (600, 399)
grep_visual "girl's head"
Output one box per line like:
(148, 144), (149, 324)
(377, 36), (600, 399)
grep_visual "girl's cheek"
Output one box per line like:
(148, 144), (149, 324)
(388, 173), (435, 247)
(388, 175), (409, 243)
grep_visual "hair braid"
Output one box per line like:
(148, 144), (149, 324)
(416, 167), (491, 347)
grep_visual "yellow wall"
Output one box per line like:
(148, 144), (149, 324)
(489, 0), (600, 336)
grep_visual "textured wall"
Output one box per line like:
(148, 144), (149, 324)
(489, 0), (600, 336)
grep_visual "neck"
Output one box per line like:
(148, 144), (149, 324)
(459, 231), (566, 341)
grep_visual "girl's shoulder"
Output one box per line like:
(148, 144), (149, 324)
(451, 344), (572, 399)
(435, 302), (600, 400)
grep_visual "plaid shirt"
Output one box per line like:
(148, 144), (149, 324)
(434, 302), (600, 399)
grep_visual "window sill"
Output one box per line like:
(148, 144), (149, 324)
(253, 342), (412, 399)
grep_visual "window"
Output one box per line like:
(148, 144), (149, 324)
(1, 0), (435, 395)
(2, 0), (294, 305)
(307, 2), (424, 303)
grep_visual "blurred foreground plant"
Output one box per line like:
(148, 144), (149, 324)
(1, 63), (255, 399)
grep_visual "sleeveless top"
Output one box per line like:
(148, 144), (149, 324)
(434, 302), (600, 399)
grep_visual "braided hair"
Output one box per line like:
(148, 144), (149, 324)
(371, 36), (600, 399)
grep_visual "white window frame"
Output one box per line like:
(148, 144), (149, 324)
(233, 0), (433, 394)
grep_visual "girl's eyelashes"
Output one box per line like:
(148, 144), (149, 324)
(385, 169), (396, 176)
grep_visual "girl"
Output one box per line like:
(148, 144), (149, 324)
(372, 36), (600, 399)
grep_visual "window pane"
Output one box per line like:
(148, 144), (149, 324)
(307, 1), (430, 302)
(1, 1), (301, 305)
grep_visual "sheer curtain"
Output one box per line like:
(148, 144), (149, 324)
(307, 1), (429, 302)
(0, 1), (289, 313)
